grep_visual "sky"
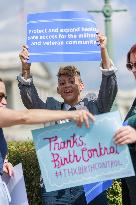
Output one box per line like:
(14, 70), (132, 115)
(0, 0), (136, 91)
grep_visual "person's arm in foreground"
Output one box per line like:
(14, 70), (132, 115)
(114, 126), (136, 145)
(0, 108), (94, 128)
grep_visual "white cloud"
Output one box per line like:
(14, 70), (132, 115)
(112, 10), (133, 38)
(43, 0), (103, 11)
(0, 17), (19, 30)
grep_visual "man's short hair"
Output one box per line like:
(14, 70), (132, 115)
(0, 78), (3, 82)
(57, 65), (82, 82)
(127, 44), (136, 63)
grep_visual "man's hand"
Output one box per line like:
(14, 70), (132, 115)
(71, 110), (95, 128)
(96, 32), (107, 49)
(19, 45), (31, 79)
(3, 162), (14, 177)
(114, 126), (136, 145)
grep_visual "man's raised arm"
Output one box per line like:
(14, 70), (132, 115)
(96, 33), (118, 113)
(17, 45), (46, 109)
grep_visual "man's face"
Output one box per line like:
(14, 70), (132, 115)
(130, 52), (136, 79)
(0, 81), (7, 108)
(57, 75), (84, 106)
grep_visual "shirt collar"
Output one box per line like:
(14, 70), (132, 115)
(63, 101), (85, 111)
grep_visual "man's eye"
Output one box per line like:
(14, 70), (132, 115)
(59, 82), (65, 86)
(70, 81), (74, 84)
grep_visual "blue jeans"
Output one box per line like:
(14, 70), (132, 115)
(41, 181), (108, 205)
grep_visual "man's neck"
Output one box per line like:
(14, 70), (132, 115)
(64, 97), (81, 107)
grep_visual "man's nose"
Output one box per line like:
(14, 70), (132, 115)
(65, 82), (71, 87)
(1, 97), (7, 105)
(132, 66), (136, 72)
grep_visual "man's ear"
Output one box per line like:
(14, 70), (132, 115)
(80, 82), (84, 92)
(57, 87), (60, 94)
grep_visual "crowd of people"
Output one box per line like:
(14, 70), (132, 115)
(0, 32), (135, 205)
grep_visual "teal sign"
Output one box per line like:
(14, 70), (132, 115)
(32, 111), (134, 192)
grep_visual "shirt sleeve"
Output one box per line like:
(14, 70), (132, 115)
(100, 60), (118, 76)
(17, 74), (33, 85)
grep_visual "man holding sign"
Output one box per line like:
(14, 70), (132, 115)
(18, 29), (117, 205)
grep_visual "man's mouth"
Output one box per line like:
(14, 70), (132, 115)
(0, 105), (6, 108)
(64, 90), (73, 94)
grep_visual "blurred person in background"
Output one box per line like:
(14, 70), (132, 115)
(114, 44), (136, 205)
